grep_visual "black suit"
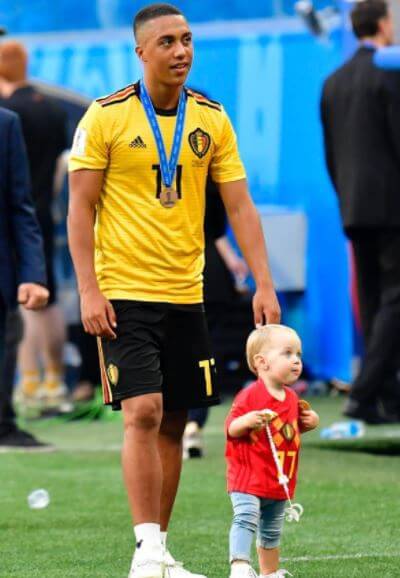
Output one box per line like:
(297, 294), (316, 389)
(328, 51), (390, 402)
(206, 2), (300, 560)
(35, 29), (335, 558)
(321, 45), (400, 410)
(0, 108), (46, 434)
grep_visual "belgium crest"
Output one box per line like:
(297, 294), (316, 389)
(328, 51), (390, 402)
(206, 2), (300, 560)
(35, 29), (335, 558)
(188, 127), (211, 158)
(107, 363), (119, 386)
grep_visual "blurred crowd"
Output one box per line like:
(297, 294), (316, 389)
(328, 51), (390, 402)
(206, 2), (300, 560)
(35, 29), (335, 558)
(2, 0), (400, 453)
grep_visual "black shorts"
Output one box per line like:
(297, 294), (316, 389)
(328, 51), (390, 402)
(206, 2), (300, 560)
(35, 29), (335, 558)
(97, 300), (220, 411)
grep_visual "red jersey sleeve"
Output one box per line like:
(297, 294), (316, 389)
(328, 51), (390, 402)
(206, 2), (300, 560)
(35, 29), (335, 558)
(225, 387), (251, 439)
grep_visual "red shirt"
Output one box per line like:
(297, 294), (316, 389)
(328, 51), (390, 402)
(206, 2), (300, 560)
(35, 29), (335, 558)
(225, 379), (301, 500)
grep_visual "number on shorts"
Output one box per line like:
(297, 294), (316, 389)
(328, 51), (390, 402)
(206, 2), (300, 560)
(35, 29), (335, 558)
(198, 358), (215, 396)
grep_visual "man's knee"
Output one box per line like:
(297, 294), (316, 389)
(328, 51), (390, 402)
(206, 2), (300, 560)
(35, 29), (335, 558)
(122, 394), (163, 432)
(159, 409), (188, 442)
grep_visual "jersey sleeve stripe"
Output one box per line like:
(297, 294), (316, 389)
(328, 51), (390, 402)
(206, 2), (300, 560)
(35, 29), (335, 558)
(100, 92), (137, 107)
(186, 89), (222, 111)
(97, 84), (136, 106)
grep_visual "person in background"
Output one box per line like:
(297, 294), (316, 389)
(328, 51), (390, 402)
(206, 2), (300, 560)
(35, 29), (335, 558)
(183, 177), (249, 459)
(0, 41), (69, 409)
(0, 105), (50, 450)
(320, 0), (400, 424)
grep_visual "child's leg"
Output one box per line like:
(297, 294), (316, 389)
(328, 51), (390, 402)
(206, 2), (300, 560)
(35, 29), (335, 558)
(256, 498), (286, 576)
(229, 492), (260, 565)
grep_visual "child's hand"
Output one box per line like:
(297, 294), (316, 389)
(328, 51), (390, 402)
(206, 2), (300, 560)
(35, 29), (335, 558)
(244, 410), (270, 430)
(299, 409), (319, 432)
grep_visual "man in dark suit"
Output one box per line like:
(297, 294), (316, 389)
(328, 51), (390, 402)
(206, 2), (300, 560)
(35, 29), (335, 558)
(0, 41), (68, 406)
(0, 106), (50, 449)
(321, 0), (400, 423)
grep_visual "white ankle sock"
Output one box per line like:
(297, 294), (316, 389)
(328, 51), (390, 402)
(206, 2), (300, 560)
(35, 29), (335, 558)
(134, 523), (162, 557)
(161, 531), (167, 549)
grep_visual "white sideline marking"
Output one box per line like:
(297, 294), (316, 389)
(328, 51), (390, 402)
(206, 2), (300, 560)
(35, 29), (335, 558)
(282, 553), (400, 563)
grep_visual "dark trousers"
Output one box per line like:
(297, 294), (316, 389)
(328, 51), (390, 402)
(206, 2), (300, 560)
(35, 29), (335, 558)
(350, 229), (400, 406)
(0, 298), (23, 435)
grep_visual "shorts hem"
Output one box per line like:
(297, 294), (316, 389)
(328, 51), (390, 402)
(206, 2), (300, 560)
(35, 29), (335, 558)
(164, 396), (220, 411)
(105, 386), (162, 408)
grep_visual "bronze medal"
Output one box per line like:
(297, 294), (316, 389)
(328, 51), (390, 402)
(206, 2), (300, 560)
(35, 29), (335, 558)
(159, 187), (178, 209)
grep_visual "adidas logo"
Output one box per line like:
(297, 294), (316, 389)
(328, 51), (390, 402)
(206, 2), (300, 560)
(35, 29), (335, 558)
(129, 136), (146, 148)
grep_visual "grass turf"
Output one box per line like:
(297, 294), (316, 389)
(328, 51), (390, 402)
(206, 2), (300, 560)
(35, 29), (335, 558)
(1, 397), (400, 577)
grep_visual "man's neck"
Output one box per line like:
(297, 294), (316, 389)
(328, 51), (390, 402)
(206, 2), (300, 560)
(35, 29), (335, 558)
(0, 80), (28, 98)
(360, 35), (388, 49)
(143, 75), (182, 110)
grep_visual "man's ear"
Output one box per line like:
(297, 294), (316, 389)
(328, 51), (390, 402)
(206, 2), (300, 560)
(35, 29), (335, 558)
(135, 45), (146, 62)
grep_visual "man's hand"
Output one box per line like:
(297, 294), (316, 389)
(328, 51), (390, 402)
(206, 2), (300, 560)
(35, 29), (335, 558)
(18, 283), (49, 310)
(80, 287), (117, 339)
(253, 285), (281, 326)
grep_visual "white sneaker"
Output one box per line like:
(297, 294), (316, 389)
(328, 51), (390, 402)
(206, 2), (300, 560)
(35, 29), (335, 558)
(129, 559), (164, 578)
(41, 383), (69, 406)
(229, 563), (258, 578)
(183, 422), (204, 458)
(164, 550), (207, 578)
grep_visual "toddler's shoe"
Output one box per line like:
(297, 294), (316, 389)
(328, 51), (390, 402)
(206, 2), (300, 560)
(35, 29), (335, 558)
(229, 563), (258, 578)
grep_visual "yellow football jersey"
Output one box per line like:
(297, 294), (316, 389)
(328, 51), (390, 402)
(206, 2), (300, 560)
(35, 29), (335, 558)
(69, 82), (246, 304)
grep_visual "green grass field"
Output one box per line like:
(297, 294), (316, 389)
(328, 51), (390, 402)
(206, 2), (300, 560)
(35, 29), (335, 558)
(1, 397), (400, 578)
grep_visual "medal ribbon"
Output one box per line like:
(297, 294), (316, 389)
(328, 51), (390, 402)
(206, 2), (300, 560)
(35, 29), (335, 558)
(140, 79), (187, 189)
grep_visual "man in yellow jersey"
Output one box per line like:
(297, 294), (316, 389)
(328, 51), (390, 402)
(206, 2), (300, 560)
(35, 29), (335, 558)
(68, 4), (280, 578)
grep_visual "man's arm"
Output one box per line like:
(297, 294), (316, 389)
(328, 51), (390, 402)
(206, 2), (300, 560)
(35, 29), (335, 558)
(8, 113), (48, 309)
(384, 70), (400, 164)
(320, 84), (337, 190)
(218, 179), (280, 326)
(68, 169), (116, 339)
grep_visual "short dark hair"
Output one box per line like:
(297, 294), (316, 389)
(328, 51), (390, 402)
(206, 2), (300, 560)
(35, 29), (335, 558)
(351, 0), (389, 39)
(133, 3), (183, 40)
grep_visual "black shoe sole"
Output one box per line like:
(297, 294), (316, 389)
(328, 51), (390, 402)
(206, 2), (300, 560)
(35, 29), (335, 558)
(188, 447), (203, 458)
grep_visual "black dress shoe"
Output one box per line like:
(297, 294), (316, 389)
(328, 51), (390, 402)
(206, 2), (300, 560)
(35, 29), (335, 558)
(343, 399), (395, 425)
(0, 428), (54, 452)
(378, 397), (400, 423)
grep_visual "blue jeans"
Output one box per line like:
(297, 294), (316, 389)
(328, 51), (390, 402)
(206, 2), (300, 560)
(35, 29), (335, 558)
(229, 492), (286, 563)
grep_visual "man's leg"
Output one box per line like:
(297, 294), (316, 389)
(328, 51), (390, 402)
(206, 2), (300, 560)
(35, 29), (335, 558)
(158, 408), (188, 531)
(38, 304), (66, 393)
(121, 393), (163, 525)
(351, 234), (380, 347)
(17, 307), (41, 397)
(0, 298), (8, 435)
(0, 309), (23, 433)
(348, 230), (400, 414)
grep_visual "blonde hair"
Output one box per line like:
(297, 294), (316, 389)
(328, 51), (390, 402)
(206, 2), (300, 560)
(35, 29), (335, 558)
(246, 324), (300, 375)
(0, 41), (28, 83)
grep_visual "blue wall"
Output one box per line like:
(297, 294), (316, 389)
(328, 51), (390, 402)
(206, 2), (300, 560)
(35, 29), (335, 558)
(24, 26), (351, 380)
(1, 1), (334, 33)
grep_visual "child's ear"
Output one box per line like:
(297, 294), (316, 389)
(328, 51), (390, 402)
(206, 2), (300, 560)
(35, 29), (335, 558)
(254, 353), (268, 370)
